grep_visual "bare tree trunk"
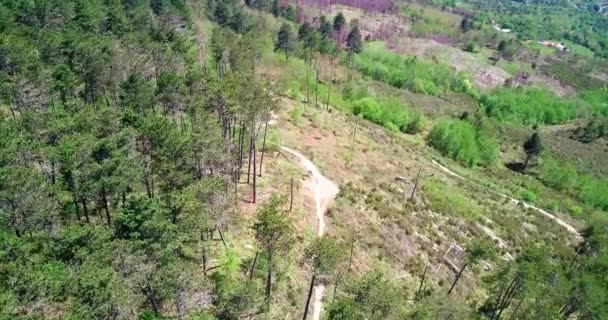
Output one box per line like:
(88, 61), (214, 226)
(73, 194), (81, 221)
(315, 65), (319, 107)
(306, 65), (310, 105)
(101, 186), (111, 226)
(258, 120), (269, 177)
(347, 234), (355, 273)
(202, 243), (208, 277)
(249, 251), (259, 280)
(302, 274), (316, 320)
(265, 251), (273, 305)
(50, 161), (56, 185)
(416, 265), (429, 300)
(289, 177), (294, 211)
(82, 199), (90, 223)
(252, 136), (257, 204)
(447, 263), (468, 295)
(410, 167), (422, 202)
(247, 135), (253, 184)
(523, 153), (530, 171)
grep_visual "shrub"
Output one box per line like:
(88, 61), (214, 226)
(480, 88), (578, 125)
(520, 189), (537, 203)
(345, 86), (425, 134)
(290, 104), (304, 125)
(427, 118), (499, 167)
(540, 155), (578, 191)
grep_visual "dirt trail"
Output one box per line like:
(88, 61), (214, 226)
(431, 160), (581, 238)
(281, 146), (339, 320)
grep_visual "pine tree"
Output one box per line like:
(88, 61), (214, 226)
(253, 195), (293, 304)
(213, 1), (229, 26)
(275, 23), (292, 61)
(271, 0), (279, 17)
(333, 12), (346, 31)
(523, 132), (542, 170)
(346, 25), (363, 54)
(319, 15), (332, 38)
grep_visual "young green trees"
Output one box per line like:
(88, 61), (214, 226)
(253, 195), (294, 305)
(302, 236), (344, 319)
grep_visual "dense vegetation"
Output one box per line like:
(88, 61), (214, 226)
(1, 0), (608, 319)
(344, 85), (425, 134)
(427, 118), (499, 167)
(0, 0), (285, 318)
(541, 153), (608, 211)
(352, 42), (476, 96)
(480, 88), (579, 125)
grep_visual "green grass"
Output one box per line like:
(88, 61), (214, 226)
(561, 39), (595, 58)
(423, 178), (481, 220)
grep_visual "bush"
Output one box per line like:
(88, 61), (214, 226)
(520, 189), (537, 203)
(480, 88), (578, 125)
(346, 85), (425, 134)
(540, 155), (578, 191)
(290, 104), (304, 125)
(427, 118), (499, 167)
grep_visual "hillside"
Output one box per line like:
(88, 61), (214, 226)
(1, 0), (608, 319)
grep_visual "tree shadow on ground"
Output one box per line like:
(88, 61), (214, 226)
(505, 162), (525, 173)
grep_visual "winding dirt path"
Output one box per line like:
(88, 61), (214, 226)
(281, 146), (339, 320)
(431, 160), (581, 238)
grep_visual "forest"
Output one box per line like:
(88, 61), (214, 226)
(1, 0), (608, 319)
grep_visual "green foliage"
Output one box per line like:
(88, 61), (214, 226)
(423, 178), (481, 219)
(345, 87), (426, 134)
(353, 42), (476, 96)
(540, 154), (578, 191)
(480, 88), (578, 125)
(578, 89), (608, 116)
(326, 270), (407, 320)
(519, 188), (537, 203)
(539, 154), (608, 211)
(253, 195), (293, 254)
(304, 235), (345, 275)
(289, 103), (304, 125)
(427, 118), (499, 167)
